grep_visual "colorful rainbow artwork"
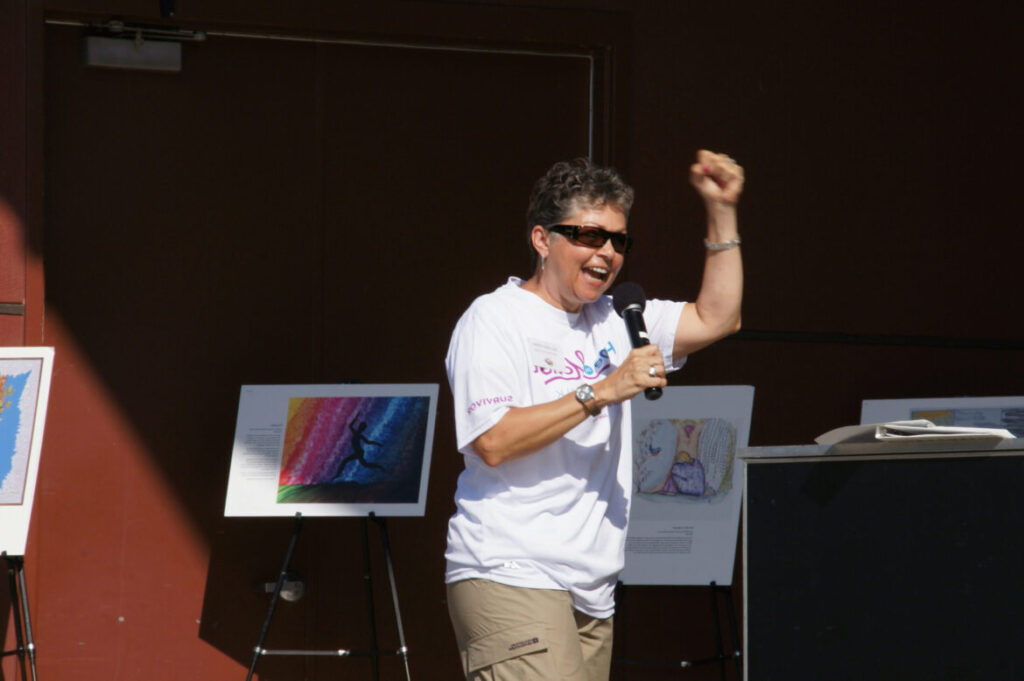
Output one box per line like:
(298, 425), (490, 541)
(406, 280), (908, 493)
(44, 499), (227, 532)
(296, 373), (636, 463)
(275, 395), (429, 505)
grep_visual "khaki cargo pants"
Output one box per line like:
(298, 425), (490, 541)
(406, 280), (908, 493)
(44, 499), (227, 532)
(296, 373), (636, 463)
(447, 579), (613, 681)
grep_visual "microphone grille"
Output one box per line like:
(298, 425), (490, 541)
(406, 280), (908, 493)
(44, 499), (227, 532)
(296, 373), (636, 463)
(612, 282), (646, 316)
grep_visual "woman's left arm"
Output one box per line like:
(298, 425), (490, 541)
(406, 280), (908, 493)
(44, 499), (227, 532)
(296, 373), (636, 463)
(673, 150), (745, 359)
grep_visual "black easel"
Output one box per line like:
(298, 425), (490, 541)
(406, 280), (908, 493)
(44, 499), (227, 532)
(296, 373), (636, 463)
(244, 512), (411, 681)
(614, 581), (742, 680)
(1, 552), (38, 681)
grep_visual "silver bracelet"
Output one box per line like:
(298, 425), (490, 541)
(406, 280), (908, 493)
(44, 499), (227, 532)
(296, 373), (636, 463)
(703, 235), (741, 251)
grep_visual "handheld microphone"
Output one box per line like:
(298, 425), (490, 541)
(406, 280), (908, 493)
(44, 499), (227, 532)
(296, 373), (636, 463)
(612, 282), (662, 401)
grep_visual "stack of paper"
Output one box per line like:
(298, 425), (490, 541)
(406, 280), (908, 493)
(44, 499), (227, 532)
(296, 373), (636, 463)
(815, 419), (1015, 445)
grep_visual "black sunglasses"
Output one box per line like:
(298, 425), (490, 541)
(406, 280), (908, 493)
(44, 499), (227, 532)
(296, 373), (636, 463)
(547, 224), (633, 255)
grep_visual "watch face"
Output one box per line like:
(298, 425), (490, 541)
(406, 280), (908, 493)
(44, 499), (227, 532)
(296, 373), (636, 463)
(576, 384), (598, 415)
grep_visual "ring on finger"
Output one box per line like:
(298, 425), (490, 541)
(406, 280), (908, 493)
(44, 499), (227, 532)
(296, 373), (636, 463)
(648, 365), (657, 377)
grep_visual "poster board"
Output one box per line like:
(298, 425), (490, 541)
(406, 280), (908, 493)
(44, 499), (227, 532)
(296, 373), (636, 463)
(620, 385), (754, 585)
(861, 395), (1024, 436)
(224, 384), (438, 517)
(0, 347), (56, 556)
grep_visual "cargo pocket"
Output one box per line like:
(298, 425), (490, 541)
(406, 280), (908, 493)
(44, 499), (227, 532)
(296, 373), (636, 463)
(464, 621), (551, 675)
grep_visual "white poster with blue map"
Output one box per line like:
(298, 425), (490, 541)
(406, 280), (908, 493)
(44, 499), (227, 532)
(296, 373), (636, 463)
(0, 347), (55, 556)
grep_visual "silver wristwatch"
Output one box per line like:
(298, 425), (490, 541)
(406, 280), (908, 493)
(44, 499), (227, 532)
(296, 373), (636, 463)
(575, 383), (600, 416)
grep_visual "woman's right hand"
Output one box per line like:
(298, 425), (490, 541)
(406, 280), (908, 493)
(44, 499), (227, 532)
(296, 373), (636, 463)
(596, 344), (668, 405)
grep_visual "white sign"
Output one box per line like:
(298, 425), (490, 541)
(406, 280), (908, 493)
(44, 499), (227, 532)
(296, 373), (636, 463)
(224, 384), (438, 517)
(621, 385), (754, 586)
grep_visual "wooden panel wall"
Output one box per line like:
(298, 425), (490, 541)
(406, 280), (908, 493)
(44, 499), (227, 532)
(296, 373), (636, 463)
(33, 10), (601, 681)
(0, 0), (29, 346)
(2, 1), (1022, 680)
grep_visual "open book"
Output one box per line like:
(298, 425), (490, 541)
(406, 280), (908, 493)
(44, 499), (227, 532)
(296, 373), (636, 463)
(816, 419), (1015, 445)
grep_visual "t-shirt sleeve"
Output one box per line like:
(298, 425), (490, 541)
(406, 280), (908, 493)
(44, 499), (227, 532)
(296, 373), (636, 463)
(646, 298), (688, 372)
(445, 301), (524, 455)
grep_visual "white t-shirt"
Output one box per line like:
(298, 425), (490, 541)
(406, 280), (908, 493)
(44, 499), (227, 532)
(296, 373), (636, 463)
(444, 277), (686, 617)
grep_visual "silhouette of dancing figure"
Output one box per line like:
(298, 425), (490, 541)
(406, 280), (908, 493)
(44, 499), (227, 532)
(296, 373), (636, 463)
(336, 418), (385, 477)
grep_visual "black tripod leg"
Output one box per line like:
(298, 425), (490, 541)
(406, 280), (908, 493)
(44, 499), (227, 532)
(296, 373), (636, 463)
(719, 585), (743, 680)
(246, 513), (304, 681)
(710, 582), (726, 681)
(372, 514), (411, 681)
(14, 559), (37, 681)
(363, 515), (380, 681)
(4, 556), (28, 681)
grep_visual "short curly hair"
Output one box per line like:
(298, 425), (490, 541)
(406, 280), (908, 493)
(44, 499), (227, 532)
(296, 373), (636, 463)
(525, 158), (634, 268)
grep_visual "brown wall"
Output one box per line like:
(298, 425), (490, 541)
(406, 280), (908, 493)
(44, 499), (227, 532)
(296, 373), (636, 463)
(3, 1), (1023, 680)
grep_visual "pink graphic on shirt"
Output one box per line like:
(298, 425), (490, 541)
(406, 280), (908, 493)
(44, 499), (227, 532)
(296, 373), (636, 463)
(533, 341), (617, 384)
(467, 394), (513, 415)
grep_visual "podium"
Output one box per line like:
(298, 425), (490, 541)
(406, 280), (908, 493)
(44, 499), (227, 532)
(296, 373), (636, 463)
(741, 438), (1024, 681)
